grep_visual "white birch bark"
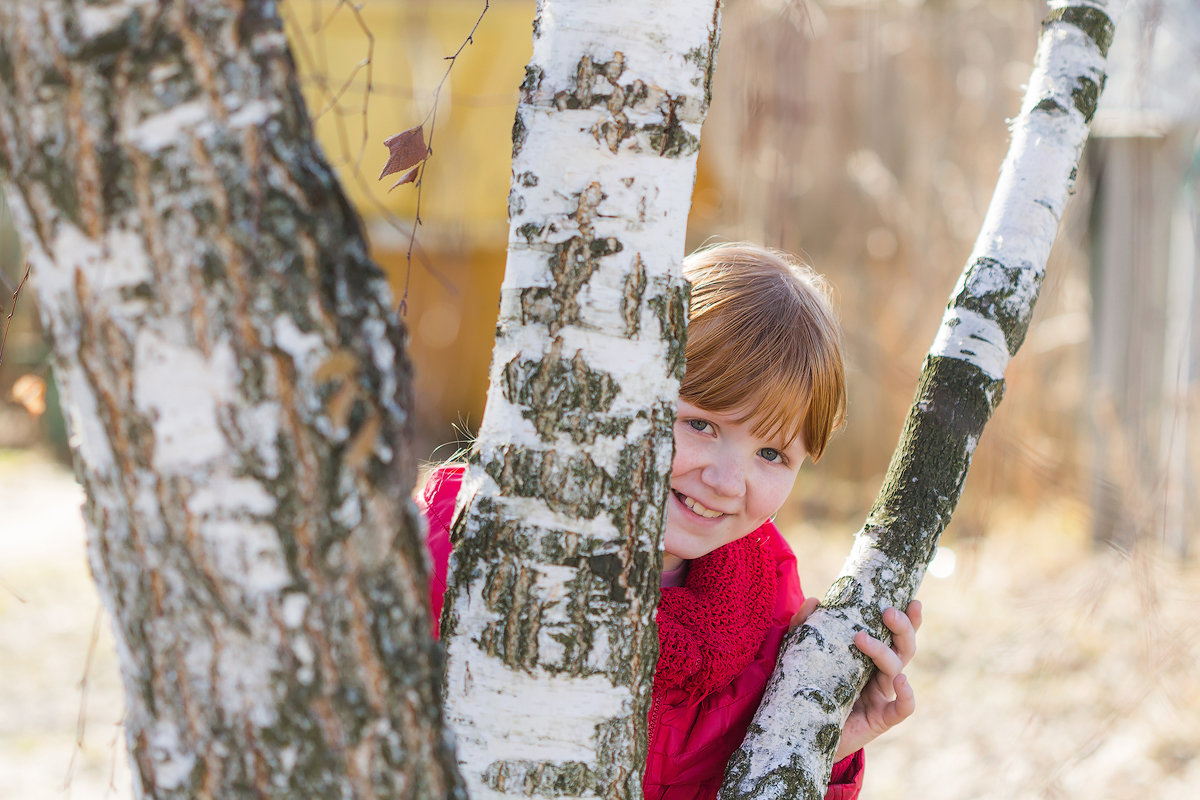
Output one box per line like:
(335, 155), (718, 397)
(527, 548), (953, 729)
(439, 2), (721, 799)
(0, 1), (461, 797)
(720, 2), (1129, 798)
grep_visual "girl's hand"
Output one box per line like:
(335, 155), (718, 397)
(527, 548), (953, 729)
(788, 598), (923, 762)
(833, 600), (922, 761)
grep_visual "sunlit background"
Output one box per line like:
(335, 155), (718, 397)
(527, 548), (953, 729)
(2, 1), (1198, 798)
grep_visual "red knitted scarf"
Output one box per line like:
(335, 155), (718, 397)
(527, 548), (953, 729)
(654, 527), (778, 699)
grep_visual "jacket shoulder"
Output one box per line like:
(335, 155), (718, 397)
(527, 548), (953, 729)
(417, 465), (466, 636)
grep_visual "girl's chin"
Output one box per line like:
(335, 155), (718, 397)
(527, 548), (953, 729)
(662, 526), (717, 562)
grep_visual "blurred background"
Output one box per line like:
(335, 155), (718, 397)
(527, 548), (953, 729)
(2, 0), (1198, 798)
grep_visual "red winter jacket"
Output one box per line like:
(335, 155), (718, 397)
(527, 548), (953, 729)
(419, 466), (863, 800)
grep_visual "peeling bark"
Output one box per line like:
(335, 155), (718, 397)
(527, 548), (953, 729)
(720, 2), (1129, 798)
(439, 2), (722, 799)
(0, 1), (460, 797)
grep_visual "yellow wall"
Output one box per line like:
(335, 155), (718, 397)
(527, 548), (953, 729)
(282, 1), (536, 452)
(282, 0), (534, 241)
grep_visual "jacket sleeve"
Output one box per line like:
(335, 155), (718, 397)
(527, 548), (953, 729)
(825, 750), (864, 800)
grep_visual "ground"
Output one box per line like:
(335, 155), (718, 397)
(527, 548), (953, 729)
(1, 451), (1197, 799)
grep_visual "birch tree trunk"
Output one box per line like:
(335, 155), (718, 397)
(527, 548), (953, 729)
(0, 1), (461, 797)
(720, 2), (1128, 797)
(438, 2), (721, 798)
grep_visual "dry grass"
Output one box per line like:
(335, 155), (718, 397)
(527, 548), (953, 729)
(0, 451), (131, 800)
(3, 452), (1198, 800)
(788, 497), (1200, 800)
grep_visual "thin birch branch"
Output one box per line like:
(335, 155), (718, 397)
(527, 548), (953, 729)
(721, 2), (1128, 797)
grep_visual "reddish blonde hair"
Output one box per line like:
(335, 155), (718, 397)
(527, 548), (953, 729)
(680, 243), (846, 461)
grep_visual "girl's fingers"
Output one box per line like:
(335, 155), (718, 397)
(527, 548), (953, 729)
(789, 596), (820, 630)
(906, 600), (923, 632)
(883, 605), (919, 665)
(855, 630), (903, 678)
(883, 674), (916, 727)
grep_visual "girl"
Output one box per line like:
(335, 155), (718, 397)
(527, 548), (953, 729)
(421, 243), (920, 800)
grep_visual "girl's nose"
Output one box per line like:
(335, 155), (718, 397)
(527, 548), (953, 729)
(702, 453), (746, 498)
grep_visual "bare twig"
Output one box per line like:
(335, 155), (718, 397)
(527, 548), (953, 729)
(281, 0), (478, 305)
(0, 261), (31, 366)
(398, 0), (491, 314)
(63, 607), (104, 796)
(0, 573), (27, 602)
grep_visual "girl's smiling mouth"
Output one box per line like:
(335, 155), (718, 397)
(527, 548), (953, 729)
(673, 489), (725, 519)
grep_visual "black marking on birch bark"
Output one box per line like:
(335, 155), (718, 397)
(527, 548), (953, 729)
(513, 220), (537, 242)
(516, 184), (619, 335)
(1071, 75), (1101, 123)
(952, 256), (1043, 354)
(867, 356), (1002, 570)
(29, 123), (84, 229)
(646, 95), (700, 157)
(500, 340), (621, 442)
(596, 111), (634, 154)
(595, 710), (646, 800)
(479, 557), (543, 671)
(517, 171), (539, 187)
(508, 187), (527, 218)
(0, 37), (15, 87)
(649, 280), (689, 380)
(815, 724), (842, 758)
(702, 3), (722, 109)
(484, 446), (608, 519)
(550, 552), (638, 677)
(821, 579), (883, 649)
(553, 55), (627, 111)
(68, 4), (143, 60)
(822, 576), (863, 610)
(1043, 6), (1116, 57)
(721, 744), (822, 800)
(521, 65), (544, 95)
(795, 621), (826, 651)
(792, 688), (838, 714)
(446, 501), (654, 677)
(620, 255), (647, 337)
(1034, 97), (1068, 114)
(482, 759), (593, 796)
(545, 53), (701, 157)
(512, 109), (528, 158)
(608, 403), (674, 535)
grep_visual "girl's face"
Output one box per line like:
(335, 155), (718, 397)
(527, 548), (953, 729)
(664, 399), (807, 571)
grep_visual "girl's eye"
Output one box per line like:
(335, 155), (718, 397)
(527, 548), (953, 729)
(687, 419), (712, 434)
(759, 448), (783, 464)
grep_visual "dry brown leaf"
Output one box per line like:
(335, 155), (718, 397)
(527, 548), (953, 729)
(388, 166), (420, 193)
(379, 125), (427, 181)
(10, 373), (46, 416)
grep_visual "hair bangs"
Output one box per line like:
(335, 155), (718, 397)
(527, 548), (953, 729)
(680, 243), (846, 460)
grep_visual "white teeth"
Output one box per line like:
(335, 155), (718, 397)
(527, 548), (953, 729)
(681, 493), (723, 518)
